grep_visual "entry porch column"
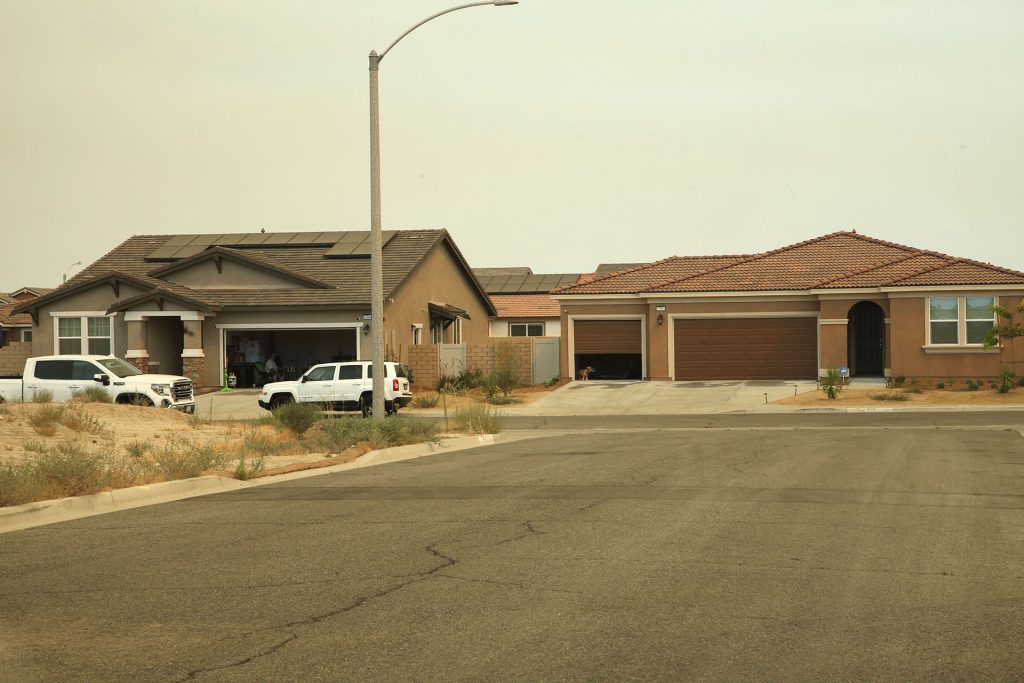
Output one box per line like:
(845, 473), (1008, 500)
(181, 319), (205, 385)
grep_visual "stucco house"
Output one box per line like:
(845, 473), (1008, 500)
(13, 230), (494, 387)
(474, 267), (582, 338)
(0, 288), (52, 347)
(553, 231), (1024, 381)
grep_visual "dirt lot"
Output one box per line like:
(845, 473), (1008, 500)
(776, 387), (1024, 407)
(402, 382), (560, 413)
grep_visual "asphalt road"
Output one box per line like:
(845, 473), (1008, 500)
(2, 419), (1024, 681)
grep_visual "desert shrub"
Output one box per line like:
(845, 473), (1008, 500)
(870, 391), (910, 402)
(233, 455), (266, 481)
(309, 416), (439, 453)
(32, 443), (111, 497)
(905, 386), (924, 394)
(546, 376), (561, 388)
(28, 405), (64, 436)
(153, 438), (224, 479)
(271, 401), (323, 435)
(893, 376), (906, 387)
(412, 392), (440, 408)
(31, 389), (54, 404)
(59, 406), (110, 436)
(820, 368), (843, 400)
(124, 440), (151, 458)
(965, 379), (980, 392)
(997, 367), (1015, 393)
(936, 382), (945, 389)
(486, 395), (522, 405)
(455, 405), (501, 434)
(1019, 376), (1024, 388)
(241, 429), (286, 457)
(23, 438), (49, 453)
(439, 368), (486, 393)
(0, 461), (43, 507)
(70, 386), (112, 404)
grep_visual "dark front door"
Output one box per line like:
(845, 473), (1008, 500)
(849, 302), (885, 375)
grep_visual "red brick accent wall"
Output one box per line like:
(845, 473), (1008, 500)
(129, 357), (149, 374)
(0, 341), (32, 377)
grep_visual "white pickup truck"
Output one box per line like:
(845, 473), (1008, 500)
(0, 355), (196, 413)
(258, 360), (413, 417)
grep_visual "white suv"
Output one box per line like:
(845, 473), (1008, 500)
(258, 361), (413, 417)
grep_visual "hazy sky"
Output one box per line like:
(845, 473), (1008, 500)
(2, 0), (1023, 291)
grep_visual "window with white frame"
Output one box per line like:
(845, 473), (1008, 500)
(56, 315), (113, 354)
(928, 296), (995, 345)
(510, 322), (544, 337)
(452, 318), (463, 344)
(412, 324), (423, 346)
(20, 329), (32, 343)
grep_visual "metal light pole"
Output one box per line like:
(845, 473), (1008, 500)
(368, 0), (518, 418)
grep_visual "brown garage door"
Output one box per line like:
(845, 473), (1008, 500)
(574, 320), (642, 353)
(674, 317), (817, 380)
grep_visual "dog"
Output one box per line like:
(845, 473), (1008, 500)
(578, 366), (594, 381)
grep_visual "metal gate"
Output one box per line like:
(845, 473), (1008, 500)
(532, 338), (560, 385)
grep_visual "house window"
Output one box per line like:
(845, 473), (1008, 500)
(510, 322), (544, 337)
(20, 329), (32, 343)
(55, 315), (114, 355)
(412, 324), (423, 346)
(928, 296), (994, 345)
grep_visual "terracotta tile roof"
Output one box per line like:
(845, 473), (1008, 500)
(491, 294), (561, 318)
(0, 302), (31, 327)
(556, 232), (1024, 295)
(15, 230), (496, 316)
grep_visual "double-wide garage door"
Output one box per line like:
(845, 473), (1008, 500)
(674, 318), (817, 380)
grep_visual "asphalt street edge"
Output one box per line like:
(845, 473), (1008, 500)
(0, 431), (563, 535)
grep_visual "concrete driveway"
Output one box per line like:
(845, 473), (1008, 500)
(519, 379), (820, 416)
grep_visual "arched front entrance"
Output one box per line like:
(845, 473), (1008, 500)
(848, 301), (885, 376)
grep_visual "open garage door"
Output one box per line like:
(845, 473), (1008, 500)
(573, 319), (643, 380)
(674, 317), (817, 380)
(224, 327), (359, 388)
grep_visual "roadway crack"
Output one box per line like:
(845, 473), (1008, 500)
(178, 543), (457, 680)
(494, 521), (544, 546)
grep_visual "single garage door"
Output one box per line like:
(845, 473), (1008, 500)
(674, 317), (817, 380)
(574, 320), (643, 380)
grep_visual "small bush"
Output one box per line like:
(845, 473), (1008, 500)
(0, 462), (43, 507)
(893, 376), (906, 387)
(29, 405), (64, 436)
(936, 382), (945, 389)
(241, 429), (286, 457)
(71, 386), (113, 404)
(24, 438), (49, 454)
(545, 376), (561, 388)
(905, 386), (924, 394)
(486, 395), (522, 405)
(997, 367), (1015, 393)
(965, 380), (980, 392)
(439, 368), (486, 393)
(59, 406), (110, 436)
(271, 401), (323, 435)
(412, 392), (440, 409)
(33, 443), (111, 497)
(233, 455), (266, 481)
(455, 405), (501, 434)
(31, 389), (54, 404)
(153, 438), (224, 479)
(820, 368), (843, 400)
(870, 391), (910, 402)
(124, 440), (151, 458)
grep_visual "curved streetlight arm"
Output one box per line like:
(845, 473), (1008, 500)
(376, 1), (516, 63)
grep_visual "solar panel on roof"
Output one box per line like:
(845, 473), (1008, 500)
(189, 235), (221, 246)
(233, 233), (274, 245)
(144, 245), (182, 261)
(163, 235), (196, 246)
(172, 245), (209, 258)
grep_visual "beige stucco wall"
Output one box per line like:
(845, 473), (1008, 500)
(383, 242), (492, 363)
(164, 259), (306, 289)
(27, 282), (147, 358)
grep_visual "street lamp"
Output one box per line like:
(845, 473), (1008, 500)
(368, 1), (518, 418)
(62, 261), (82, 284)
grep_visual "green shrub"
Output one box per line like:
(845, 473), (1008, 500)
(71, 386), (113, 404)
(412, 392), (440, 409)
(28, 405), (64, 436)
(455, 405), (502, 434)
(965, 380), (980, 392)
(486, 395), (522, 405)
(439, 368), (486, 393)
(820, 368), (843, 400)
(23, 438), (49, 453)
(271, 401), (323, 435)
(309, 416), (440, 453)
(905, 386), (924, 394)
(233, 455), (266, 481)
(31, 389), (54, 404)
(241, 429), (285, 457)
(545, 376), (561, 388)
(936, 382), (945, 389)
(893, 376), (906, 387)
(997, 367), (1015, 393)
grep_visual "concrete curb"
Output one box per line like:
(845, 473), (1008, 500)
(0, 431), (558, 535)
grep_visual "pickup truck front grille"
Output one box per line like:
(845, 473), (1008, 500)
(172, 380), (193, 402)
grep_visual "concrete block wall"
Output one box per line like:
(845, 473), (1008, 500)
(0, 341), (31, 377)
(407, 345), (440, 389)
